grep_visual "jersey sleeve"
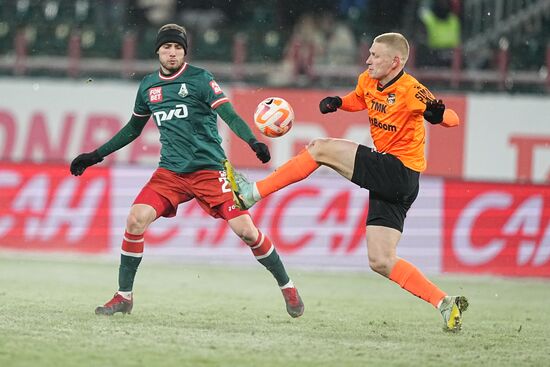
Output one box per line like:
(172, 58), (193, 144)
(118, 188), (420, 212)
(132, 81), (152, 117)
(405, 82), (436, 114)
(216, 102), (256, 143)
(339, 71), (368, 112)
(200, 71), (230, 109)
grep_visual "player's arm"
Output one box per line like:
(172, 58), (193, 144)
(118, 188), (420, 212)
(340, 91), (368, 112)
(423, 99), (460, 127)
(407, 83), (460, 127)
(96, 114), (150, 156)
(319, 71), (368, 113)
(319, 91), (367, 113)
(216, 102), (270, 163)
(69, 114), (149, 176)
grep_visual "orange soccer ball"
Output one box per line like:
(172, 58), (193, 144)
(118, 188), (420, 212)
(253, 97), (294, 138)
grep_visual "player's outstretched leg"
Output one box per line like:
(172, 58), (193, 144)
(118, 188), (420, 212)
(439, 295), (469, 332)
(95, 293), (133, 315)
(223, 160), (258, 210)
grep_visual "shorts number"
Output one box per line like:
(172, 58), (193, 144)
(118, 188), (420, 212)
(219, 177), (231, 193)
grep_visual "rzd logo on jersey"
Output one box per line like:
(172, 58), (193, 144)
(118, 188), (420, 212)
(153, 104), (188, 126)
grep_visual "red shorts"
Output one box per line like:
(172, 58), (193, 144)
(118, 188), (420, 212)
(133, 168), (249, 220)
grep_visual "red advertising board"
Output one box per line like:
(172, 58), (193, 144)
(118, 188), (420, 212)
(3, 161), (550, 277)
(0, 163), (111, 253)
(443, 180), (550, 277)
(424, 94), (466, 178)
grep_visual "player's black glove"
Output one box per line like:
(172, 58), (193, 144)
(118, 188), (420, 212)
(70, 150), (104, 176)
(423, 99), (445, 124)
(248, 139), (271, 163)
(319, 96), (342, 114)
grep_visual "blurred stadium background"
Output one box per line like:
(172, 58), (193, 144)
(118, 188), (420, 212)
(1, 1), (550, 365)
(1, 0), (549, 271)
(1, 0), (549, 90)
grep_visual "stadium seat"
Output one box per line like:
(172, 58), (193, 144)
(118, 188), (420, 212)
(80, 26), (122, 59)
(30, 24), (70, 56)
(247, 29), (288, 63)
(191, 27), (233, 61)
(0, 21), (14, 55)
(134, 27), (157, 60)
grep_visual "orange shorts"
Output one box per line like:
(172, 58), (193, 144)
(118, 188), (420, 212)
(133, 167), (249, 220)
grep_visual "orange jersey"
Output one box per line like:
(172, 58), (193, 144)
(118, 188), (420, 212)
(341, 70), (435, 172)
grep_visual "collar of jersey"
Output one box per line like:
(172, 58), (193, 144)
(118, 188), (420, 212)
(377, 69), (405, 91)
(158, 63), (188, 80)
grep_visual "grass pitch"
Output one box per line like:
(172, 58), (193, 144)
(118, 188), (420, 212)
(0, 253), (548, 367)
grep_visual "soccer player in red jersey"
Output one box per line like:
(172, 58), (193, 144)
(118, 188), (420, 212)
(70, 24), (303, 318)
(228, 32), (467, 331)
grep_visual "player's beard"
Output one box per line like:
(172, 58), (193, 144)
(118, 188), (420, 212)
(160, 59), (184, 74)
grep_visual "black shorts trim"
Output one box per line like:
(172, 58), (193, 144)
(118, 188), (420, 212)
(351, 145), (420, 232)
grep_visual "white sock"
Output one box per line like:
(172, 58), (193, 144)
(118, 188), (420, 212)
(280, 280), (295, 289)
(117, 291), (132, 300)
(252, 183), (261, 201)
(436, 296), (447, 309)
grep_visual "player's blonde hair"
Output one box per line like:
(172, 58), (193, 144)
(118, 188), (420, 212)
(373, 33), (409, 65)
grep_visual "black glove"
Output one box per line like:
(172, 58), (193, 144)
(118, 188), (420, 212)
(70, 150), (104, 176)
(319, 96), (342, 114)
(248, 139), (271, 163)
(423, 99), (445, 124)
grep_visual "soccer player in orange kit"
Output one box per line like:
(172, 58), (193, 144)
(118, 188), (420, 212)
(226, 32), (467, 331)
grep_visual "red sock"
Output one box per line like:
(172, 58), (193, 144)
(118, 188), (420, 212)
(389, 259), (446, 307)
(121, 231), (144, 257)
(257, 149), (319, 198)
(249, 230), (274, 259)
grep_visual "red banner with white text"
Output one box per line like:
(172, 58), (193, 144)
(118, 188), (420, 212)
(443, 180), (550, 277)
(0, 163), (111, 252)
(2, 163), (549, 277)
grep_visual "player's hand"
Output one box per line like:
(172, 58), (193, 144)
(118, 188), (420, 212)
(70, 150), (103, 176)
(423, 99), (445, 124)
(319, 96), (342, 114)
(248, 140), (271, 163)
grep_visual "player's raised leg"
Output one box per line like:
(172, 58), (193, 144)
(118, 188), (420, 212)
(226, 138), (358, 209)
(225, 145), (320, 209)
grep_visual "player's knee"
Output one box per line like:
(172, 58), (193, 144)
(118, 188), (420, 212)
(126, 212), (149, 233)
(368, 254), (392, 276)
(307, 138), (333, 162)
